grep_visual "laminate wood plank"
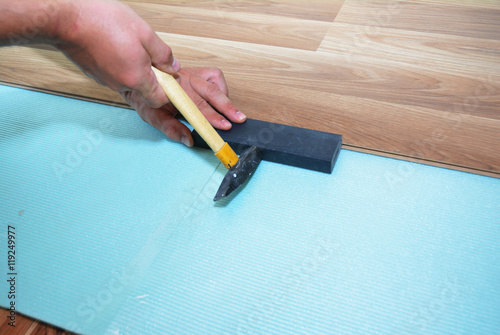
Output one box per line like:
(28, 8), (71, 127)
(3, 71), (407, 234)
(0, 46), (125, 105)
(0, 309), (74, 335)
(409, 0), (500, 10)
(224, 79), (500, 174)
(106, 32), (500, 174)
(1, 31), (498, 174)
(350, 146), (500, 179)
(124, 0), (344, 22)
(125, 1), (334, 50)
(0, 308), (11, 328)
(6, 32), (498, 130)
(317, 23), (500, 120)
(335, 0), (500, 41)
(157, 32), (498, 125)
(0, 310), (33, 334)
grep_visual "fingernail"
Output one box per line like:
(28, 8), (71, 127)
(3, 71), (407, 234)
(181, 135), (191, 147)
(221, 119), (231, 128)
(235, 110), (247, 121)
(172, 57), (181, 72)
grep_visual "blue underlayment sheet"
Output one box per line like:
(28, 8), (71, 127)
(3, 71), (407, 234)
(0, 85), (499, 334)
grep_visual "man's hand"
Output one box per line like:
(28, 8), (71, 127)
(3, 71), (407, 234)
(55, 0), (179, 109)
(0, 0), (245, 143)
(122, 67), (247, 147)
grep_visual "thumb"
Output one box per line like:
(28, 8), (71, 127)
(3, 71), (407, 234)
(144, 31), (181, 74)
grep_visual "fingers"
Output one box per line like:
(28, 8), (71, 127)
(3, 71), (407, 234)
(142, 28), (181, 74)
(190, 67), (229, 96)
(122, 66), (246, 147)
(152, 109), (193, 147)
(188, 69), (247, 126)
(135, 26), (181, 108)
(133, 68), (170, 109)
(189, 93), (233, 131)
(122, 91), (193, 147)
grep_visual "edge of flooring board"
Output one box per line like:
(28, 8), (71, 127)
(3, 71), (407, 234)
(1, 81), (498, 178)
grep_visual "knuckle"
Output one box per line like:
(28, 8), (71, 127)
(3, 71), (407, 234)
(209, 67), (224, 80)
(210, 66), (222, 74)
(159, 120), (177, 139)
(221, 100), (235, 112)
(164, 44), (173, 58)
(120, 73), (142, 90)
(205, 82), (220, 95)
(150, 87), (169, 108)
(157, 45), (173, 65)
(193, 96), (211, 111)
(138, 21), (156, 41)
(145, 95), (163, 109)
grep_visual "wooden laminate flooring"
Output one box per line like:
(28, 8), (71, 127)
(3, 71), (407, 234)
(1, 2), (499, 333)
(0, 308), (74, 335)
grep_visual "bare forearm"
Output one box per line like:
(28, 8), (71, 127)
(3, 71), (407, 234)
(0, 0), (72, 46)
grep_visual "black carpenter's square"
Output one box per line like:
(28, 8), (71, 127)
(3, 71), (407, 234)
(192, 118), (342, 174)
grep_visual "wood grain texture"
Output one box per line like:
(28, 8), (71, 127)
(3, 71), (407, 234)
(0, 0), (498, 178)
(125, 1), (336, 50)
(317, 23), (500, 119)
(0, 308), (73, 335)
(0, 46), (124, 104)
(413, 0), (500, 9)
(335, 0), (500, 40)
(124, 0), (344, 22)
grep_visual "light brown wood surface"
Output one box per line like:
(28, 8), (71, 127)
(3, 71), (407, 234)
(1, 0), (499, 179)
(0, 308), (74, 335)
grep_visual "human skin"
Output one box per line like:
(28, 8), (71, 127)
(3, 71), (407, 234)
(0, 0), (246, 146)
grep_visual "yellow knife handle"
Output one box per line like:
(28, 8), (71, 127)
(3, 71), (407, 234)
(152, 67), (238, 169)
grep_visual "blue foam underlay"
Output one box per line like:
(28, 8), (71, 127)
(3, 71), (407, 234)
(1, 85), (499, 334)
